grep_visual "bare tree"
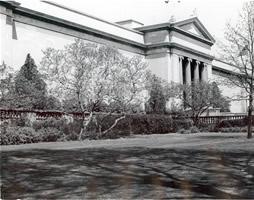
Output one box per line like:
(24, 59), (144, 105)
(173, 81), (230, 125)
(40, 39), (148, 139)
(220, 2), (254, 138)
(0, 61), (15, 106)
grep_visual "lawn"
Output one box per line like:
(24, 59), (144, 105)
(1, 132), (254, 199)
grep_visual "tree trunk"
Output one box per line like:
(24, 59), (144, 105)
(191, 110), (198, 126)
(194, 116), (199, 126)
(78, 111), (93, 140)
(76, 91), (92, 141)
(78, 114), (85, 141)
(100, 114), (126, 138)
(247, 93), (253, 139)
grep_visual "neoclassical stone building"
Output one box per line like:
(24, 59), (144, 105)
(0, 1), (247, 114)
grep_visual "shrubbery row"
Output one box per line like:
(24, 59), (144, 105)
(216, 117), (254, 128)
(1, 114), (193, 145)
(2, 113), (251, 145)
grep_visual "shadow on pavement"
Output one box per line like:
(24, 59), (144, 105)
(1, 147), (254, 199)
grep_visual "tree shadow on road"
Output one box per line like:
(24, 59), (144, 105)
(1, 147), (254, 199)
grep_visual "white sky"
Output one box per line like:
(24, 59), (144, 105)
(16, 0), (249, 43)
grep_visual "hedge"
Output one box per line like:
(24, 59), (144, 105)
(86, 114), (193, 138)
(1, 113), (194, 144)
(216, 117), (254, 128)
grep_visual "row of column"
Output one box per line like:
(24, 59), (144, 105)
(178, 56), (208, 84)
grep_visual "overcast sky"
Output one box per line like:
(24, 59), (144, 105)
(16, 0), (249, 43)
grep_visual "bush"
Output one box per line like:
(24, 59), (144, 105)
(32, 117), (82, 140)
(1, 126), (39, 145)
(128, 114), (174, 134)
(177, 126), (199, 134)
(145, 75), (167, 114)
(83, 114), (178, 139)
(190, 126), (200, 133)
(61, 119), (81, 140)
(173, 118), (193, 132)
(1, 125), (66, 145)
(217, 117), (250, 128)
(84, 114), (196, 139)
(219, 126), (251, 133)
(177, 128), (191, 134)
(199, 124), (219, 132)
(1, 113), (196, 143)
(37, 127), (63, 142)
(32, 118), (66, 131)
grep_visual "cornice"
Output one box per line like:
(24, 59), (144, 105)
(213, 58), (237, 68)
(136, 21), (215, 46)
(0, 1), (20, 9)
(212, 65), (238, 76)
(10, 6), (147, 51)
(146, 42), (214, 61)
(171, 27), (214, 46)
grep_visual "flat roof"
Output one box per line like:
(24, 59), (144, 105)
(7, 0), (145, 44)
(116, 19), (144, 26)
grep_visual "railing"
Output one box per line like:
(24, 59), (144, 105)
(172, 115), (249, 125)
(0, 108), (250, 125)
(0, 108), (91, 120)
(197, 115), (247, 125)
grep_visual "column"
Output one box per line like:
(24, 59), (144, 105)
(207, 64), (212, 80)
(170, 54), (178, 83)
(179, 56), (184, 84)
(185, 58), (192, 84)
(202, 63), (208, 82)
(170, 54), (185, 84)
(194, 61), (200, 83)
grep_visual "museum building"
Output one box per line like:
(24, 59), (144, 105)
(0, 0), (248, 114)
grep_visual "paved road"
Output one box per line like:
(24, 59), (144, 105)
(1, 132), (254, 199)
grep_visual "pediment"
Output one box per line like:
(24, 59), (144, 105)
(173, 17), (215, 43)
(178, 23), (204, 37)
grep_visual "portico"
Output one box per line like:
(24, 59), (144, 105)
(177, 55), (210, 84)
(137, 17), (215, 85)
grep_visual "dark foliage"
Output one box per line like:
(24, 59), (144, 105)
(45, 95), (62, 110)
(36, 127), (61, 142)
(216, 117), (254, 128)
(1, 113), (195, 144)
(173, 118), (193, 131)
(146, 75), (167, 114)
(86, 114), (193, 139)
(1, 126), (40, 145)
(13, 54), (47, 109)
(210, 82), (230, 112)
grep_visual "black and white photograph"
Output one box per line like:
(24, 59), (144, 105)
(0, 0), (254, 199)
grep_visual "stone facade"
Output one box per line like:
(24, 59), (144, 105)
(0, 1), (247, 114)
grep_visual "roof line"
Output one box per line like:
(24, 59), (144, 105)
(136, 17), (215, 44)
(116, 19), (144, 26)
(137, 24), (214, 46)
(173, 26), (214, 45)
(135, 22), (171, 31)
(213, 58), (236, 67)
(212, 65), (239, 76)
(41, 0), (144, 35)
(12, 6), (146, 49)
